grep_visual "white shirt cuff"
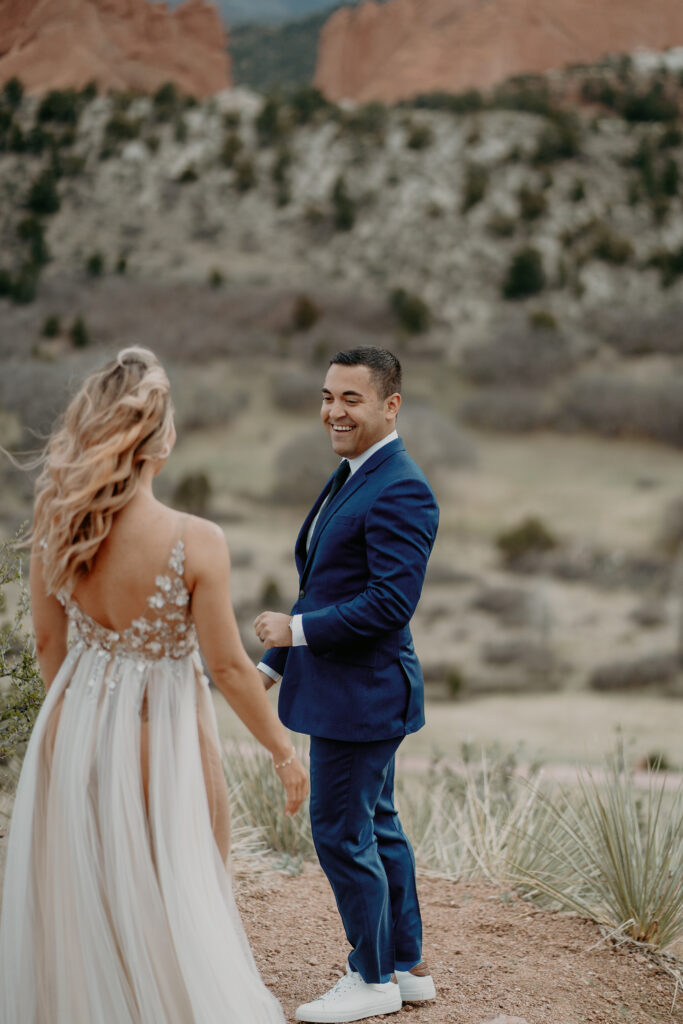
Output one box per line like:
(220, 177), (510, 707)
(290, 614), (307, 647)
(257, 662), (282, 684)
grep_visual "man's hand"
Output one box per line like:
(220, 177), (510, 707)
(254, 611), (292, 650)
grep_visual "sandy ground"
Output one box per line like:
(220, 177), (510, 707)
(1, 821), (681, 1023)
(236, 863), (683, 1024)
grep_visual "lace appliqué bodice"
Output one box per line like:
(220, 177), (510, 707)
(61, 540), (198, 661)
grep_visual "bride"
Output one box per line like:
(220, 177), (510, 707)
(0, 346), (308, 1023)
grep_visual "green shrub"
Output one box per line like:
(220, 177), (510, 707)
(102, 113), (141, 155)
(390, 287), (431, 334)
(80, 80), (98, 102)
(661, 157), (679, 197)
(446, 667), (464, 698)
(528, 309), (557, 331)
(502, 247), (546, 299)
(621, 82), (678, 123)
(461, 162), (489, 213)
(221, 131), (243, 168)
(256, 96), (284, 146)
(8, 124), (25, 153)
(491, 78), (554, 117)
(645, 750), (670, 771)
(70, 315), (90, 348)
(153, 81), (181, 121)
(533, 112), (581, 163)
(496, 516), (558, 564)
(291, 294), (319, 331)
(259, 577), (284, 609)
(0, 533), (45, 760)
(26, 169), (60, 215)
(174, 117), (188, 143)
(659, 124), (682, 149)
(590, 226), (633, 265)
(405, 120), (434, 150)
(0, 268), (12, 297)
(487, 210), (516, 238)
(518, 183), (547, 221)
(17, 216), (49, 266)
(37, 88), (80, 125)
(411, 89), (484, 114)
(173, 471), (211, 515)
(569, 177), (586, 202)
(651, 194), (670, 225)
(42, 314), (61, 338)
(116, 256), (127, 275)
(86, 251), (104, 277)
(331, 175), (355, 231)
(648, 245), (683, 287)
(342, 102), (387, 141)
(271, 147), (291, 185)
(10, 264), (39, 305)
(207, 268), (224, 288)
(3, 76), (24, 109)
(288, 86), (330, 126)
(234, 157), (256, 193)
(177, 165), (199, 184)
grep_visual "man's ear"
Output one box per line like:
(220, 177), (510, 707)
(386, 393), (401, 419)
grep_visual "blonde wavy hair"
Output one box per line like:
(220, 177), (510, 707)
(33, 347), (174, 596)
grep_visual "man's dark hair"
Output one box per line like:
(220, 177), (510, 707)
(329, 347), (402, 399)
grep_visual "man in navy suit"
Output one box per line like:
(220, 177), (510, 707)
(255, 347), (439, 1024)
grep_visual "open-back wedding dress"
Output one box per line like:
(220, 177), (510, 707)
(0, 528), (285, 1024)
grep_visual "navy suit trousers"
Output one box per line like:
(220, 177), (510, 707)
(309, 735), (422, 984)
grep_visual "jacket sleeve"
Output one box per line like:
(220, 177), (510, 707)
(301, 476), (439, 654)
(259, 644), (290, 677)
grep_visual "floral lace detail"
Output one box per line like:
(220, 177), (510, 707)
(62, 540), (197, 661)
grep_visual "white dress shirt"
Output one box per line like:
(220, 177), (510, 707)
(258, 430), (398, 684)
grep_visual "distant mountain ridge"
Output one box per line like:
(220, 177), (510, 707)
(315, 0), (683, 103)
(162, 0), (360, 26)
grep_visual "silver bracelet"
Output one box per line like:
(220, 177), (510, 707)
(273, 748), (296, 770)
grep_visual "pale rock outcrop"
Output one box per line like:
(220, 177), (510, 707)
(314, 0), (683, 103)
(0, 0), (231, 97)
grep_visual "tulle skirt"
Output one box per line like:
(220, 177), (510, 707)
(0, 642), (285, 1024)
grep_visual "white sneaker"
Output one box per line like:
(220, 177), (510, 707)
(395, 963), (436, 1003)
(295, 966), (402, 1023)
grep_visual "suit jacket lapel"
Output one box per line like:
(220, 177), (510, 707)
(299, 437), (405, 583)
(295, 473), (335, 574)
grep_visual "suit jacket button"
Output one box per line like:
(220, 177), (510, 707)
(299, 588), (305, 598)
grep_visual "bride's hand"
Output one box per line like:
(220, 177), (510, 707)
(273, 751), (309, 817)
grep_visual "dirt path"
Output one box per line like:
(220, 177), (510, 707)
(236, 864), (682, 1024)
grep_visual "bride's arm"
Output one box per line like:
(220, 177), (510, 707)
(29, 548), (68, 691)
(185, 516), (308, 815)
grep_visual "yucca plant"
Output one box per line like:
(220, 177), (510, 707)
(223, 738), (315, 861)
(510, 760), (683, 950)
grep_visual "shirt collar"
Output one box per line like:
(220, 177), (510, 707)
(346, 430), (398, 475)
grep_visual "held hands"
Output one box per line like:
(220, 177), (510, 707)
(273, 747), (309, 817)
(254, 611), (292, 650)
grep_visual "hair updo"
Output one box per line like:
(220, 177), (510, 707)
(33, 347), (174, 596)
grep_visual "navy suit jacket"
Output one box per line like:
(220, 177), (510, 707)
(262, 437), (439, 741)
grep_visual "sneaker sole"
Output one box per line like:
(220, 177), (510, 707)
(295, 993), (402, 1023)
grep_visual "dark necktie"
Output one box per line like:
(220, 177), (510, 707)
(326, 459), (351, 505)
(307, 460), (351, 551)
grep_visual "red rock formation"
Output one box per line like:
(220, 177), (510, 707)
(0, 0), (231, 97)
(315, 0), (683, 103)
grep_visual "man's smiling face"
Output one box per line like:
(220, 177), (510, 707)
(320, 363), (400, 459)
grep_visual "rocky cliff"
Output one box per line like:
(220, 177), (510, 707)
(315, 0), (683, 103)
(0, 0), (231, 97)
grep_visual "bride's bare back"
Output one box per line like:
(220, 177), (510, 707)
(70, 493), (188, 633)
